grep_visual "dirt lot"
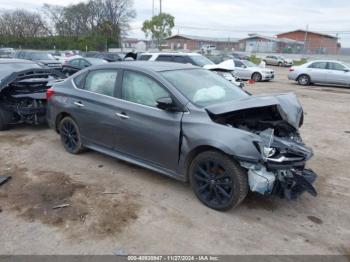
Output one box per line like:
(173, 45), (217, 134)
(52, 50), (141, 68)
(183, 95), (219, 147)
(0, 67), (350, 255)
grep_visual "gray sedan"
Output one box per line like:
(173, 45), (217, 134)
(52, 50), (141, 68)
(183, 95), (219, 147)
(288, 60), (350, 86)
(47, 62), (317, 210)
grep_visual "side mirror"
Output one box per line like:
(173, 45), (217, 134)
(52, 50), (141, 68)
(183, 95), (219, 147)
(156, 97), (177, 111)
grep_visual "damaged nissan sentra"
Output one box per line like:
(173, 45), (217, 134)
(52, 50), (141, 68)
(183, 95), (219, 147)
(47, 61), (317, 210)
(0, 59), (64, 130)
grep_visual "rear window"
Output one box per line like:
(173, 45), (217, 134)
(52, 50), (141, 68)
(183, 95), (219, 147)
(138, 55), (152, 61)
(156, 55), (173, 62)
(73, 72), (86, 89)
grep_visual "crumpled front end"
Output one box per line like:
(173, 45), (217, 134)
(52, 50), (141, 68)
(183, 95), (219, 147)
(207, 93), (318, 200)
(240, 128), (317, 200)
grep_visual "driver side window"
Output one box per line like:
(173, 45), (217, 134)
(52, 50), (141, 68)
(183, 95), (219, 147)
(121, 71), (170, 108)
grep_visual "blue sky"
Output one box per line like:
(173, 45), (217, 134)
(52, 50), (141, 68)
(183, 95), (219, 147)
(1, 0), (349, 46)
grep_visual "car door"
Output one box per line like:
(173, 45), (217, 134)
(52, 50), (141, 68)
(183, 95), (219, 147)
(113, 70), (183, 171)
(234, 60), (250, 79)
(326, 62), (350, 85)
(70, 69), (120, 148)
(306, 61), (328, 83)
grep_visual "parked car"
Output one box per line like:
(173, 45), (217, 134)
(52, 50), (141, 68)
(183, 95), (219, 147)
(0, 59), (64, 130)
(138, 52), (240, 84)
(94, 52), (125, 62)
(47, 61), (317, 210)
(62, 57), (107, 76)
(137, 52), (215, 67)
(219, 59), (275, 81)
(203, 64), (244, 88)
(14, 51), (62, 70)
(288, 60), (350, 87)
(263, 55), (293, 67)
(0, 48), (15, 58)
(232, 52), (250, 60)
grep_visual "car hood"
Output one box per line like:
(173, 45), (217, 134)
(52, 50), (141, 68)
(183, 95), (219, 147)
(203, 64), (234, 72)
(0, 68), (65, 93)
(205, 93), (303, 130)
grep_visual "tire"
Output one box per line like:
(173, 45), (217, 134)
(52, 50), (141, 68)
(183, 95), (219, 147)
(278, 62), (283, 67)
(298, 74), (311, 86)
(0, 107), (12, 131)
(59, 117), (85, 154)
(252, 72), (262, 82)
(189, 151), (248, 211)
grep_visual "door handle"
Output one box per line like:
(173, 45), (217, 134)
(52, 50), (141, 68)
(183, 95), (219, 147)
(74, 101), (85, 107)
(116, 112), (130, 119)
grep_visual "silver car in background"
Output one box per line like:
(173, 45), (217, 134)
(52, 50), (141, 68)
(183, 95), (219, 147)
(219, 59), (275, 82)
(288, 60), (350, 87)
(263, 55), (293, 67)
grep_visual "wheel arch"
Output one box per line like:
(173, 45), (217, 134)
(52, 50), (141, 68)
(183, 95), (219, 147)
(183, 145), (242, 181)
(55, 112), (74, 133)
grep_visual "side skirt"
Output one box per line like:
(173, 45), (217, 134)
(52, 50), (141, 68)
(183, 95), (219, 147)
(84, 142), (186, 182)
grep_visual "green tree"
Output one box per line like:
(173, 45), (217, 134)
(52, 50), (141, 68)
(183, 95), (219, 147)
(142, 13), (174, 49)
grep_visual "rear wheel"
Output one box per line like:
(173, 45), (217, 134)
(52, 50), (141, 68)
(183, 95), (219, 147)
(298, 74), (311, 86)
(252, 72), (262, 82)
(59, 117), (85, 154)
(0, 107), (12, 131)
(189, 151), (248, 211)
(278, 62), (283, 67)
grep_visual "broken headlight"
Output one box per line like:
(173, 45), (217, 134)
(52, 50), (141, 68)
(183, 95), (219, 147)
(263, 147), (277, 158)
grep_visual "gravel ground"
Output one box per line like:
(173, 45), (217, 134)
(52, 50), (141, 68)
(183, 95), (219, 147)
(0, 66), (350, 255)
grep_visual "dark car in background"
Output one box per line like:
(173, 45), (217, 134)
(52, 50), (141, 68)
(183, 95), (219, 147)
(62, 57), (107, 76)
(14, 51), (62, 70)
(47, 61), (317, 211)
(0, 59), (63, 130)
(94, 52), (125, 62)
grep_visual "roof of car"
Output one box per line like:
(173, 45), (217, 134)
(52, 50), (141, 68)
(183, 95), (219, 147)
(95, 61), (198, 72)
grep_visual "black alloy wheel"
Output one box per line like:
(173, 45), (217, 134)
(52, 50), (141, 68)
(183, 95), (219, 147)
(189, 151), (248, 210)
(59, 117), (84, 154)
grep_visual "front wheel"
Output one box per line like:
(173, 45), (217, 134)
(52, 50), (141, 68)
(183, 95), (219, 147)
(252, 72), (262, 82)
(59, 117), (85, 154)
(189, 151), (248, 211)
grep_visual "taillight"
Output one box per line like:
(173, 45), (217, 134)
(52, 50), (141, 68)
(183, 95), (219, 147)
(46, 88), (54, 100)
(289, 68), (295, 72)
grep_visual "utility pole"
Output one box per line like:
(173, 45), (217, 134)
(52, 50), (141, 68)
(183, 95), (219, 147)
(303, 24), (309, 54)
(160, 0), (162, 14)
(152, 0), (154, 16)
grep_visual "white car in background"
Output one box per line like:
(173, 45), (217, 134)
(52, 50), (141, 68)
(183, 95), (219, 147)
(288, 60), (350, 86)
(138, 52), (244, 87)
(219, 59), (275, 82)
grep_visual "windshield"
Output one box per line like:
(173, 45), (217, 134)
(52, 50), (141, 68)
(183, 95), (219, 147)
(189, 55), (215, 67)
(161, 69), (248, 107)
(242, 60), (257, 67)
(31, 52), (55, 60)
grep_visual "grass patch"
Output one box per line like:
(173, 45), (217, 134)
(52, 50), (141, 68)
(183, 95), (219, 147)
(249, 55), (261, 65)
(293, 58), (308, 66)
